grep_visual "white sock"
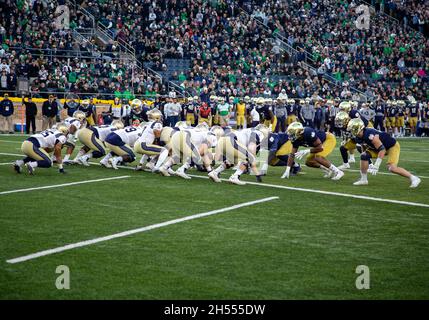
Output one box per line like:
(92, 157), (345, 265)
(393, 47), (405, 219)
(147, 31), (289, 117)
(361, 172), (368, 182)
(163, 157), (175, 169)
(101, 153), (112, 163)
(63, 154), (70, 162)
(261, 162), (268, 172)
(154, 149), (169, 169)
(74, 149), (86, 161)
(233, 168), (244, 177)
(214, 163), (226, 174)
(29, 161), (38, 168)
(179, 162), (190, 172)
(349, 154), (355, 161)
(320, 165), (331, 173)
(16, 160), (24, 166)
(139, 154), (148, 165)
(84, 152), (93, 160)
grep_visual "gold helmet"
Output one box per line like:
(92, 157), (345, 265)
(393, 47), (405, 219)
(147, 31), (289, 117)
(56, 122), (69, 135)
(147, 108), (163, 121)
(305, 97), (311, 104)
(131, 99), (143, 110)
(347, 118), (365, 137)
(111, 120), (124, 129)
(257, 97), (265, 105)
(193, 96), (199, 102)
(335, 111), (351, 128)
(160, 127), (174, 144)
(228, 96), (235, 102)
(244, 96), (250, 103)
(210, 125), (224, 138)
(254, 124), (270, 140)
(326, 100), (334, 105)
(339, 101), (351, 112)
(397, 100), (406, 107)
(209, 95), (217, 102)
(299, 99), (305, 105)
(195, 122), (209, 132)
(265, 98), (273, 105)
(286, 122), (304, 142)
(73, 110), (86, 122)
(175, 121), (188, 129)
(81, 99), (90, 106)
(251, 97), (258, 104)
(187, 97), (194, 103)
(392, 100), (398, 106)
(386, 100), (392, 106)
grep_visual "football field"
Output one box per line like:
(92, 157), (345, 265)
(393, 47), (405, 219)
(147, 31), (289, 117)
(0, 135), (428, 299)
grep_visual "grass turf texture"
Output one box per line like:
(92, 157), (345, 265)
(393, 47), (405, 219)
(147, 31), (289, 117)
(0, 135), (428, 299)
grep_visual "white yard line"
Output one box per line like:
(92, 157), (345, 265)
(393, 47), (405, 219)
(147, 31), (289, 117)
(0, 176), (130, 196)
(0, 152), (23, 157)
(187, 175), (429, 208)
(0, 140), (22, 144)
(0, 162), (12, 165)
(6, 196), (279, 264)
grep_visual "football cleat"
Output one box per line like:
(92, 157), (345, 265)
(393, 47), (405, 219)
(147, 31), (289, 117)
(175, 168), (191, 180)
(159, 166), (171, 177)
(208, 171), (221, 183)
(77, 156), (90, 167)
(337, 163), (350, 170)
(323, 170), (333, 178)
(26, 163), (35, 175)
(100, 159), (112, 168)
(167, 168), (176, 175)
(353, 179), (368, 186)
(331, 170), (344, 181)
(410, 176), (421, 188)
(229, 175), (246, 185)
(13, 161), (23, 174)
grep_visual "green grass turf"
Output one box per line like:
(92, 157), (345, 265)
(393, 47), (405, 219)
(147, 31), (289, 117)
(0, 134), (428, 299)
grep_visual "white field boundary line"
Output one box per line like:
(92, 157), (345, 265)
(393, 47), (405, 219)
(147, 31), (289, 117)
(6, 196), (279, 264)
(0, 152), (23, 157)
(188, 174), (429, 208)
(0, 176), (130, 196)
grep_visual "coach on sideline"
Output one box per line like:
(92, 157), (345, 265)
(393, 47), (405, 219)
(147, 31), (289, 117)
(23, 95), (37, 134)
(41, 94), (58, 130)
(0, 93), (15, 134)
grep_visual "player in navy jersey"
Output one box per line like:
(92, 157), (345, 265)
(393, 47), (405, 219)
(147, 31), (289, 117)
(347, 118), (421, 188)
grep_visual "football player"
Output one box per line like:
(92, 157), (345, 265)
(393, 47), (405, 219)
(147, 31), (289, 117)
(396, 100), (406, 137)
(347, 118), (421, 188)
(235, 97), (246, 130)
(162, 125), (217, 179)
(62, 110), (87, 164)
(267, 132), (301, 174)
(208, 124), (268, 185)
(14, 123), (69, 175)
(282, 122), (343, 180)
(79, 99), (96, 126)
(387, 100), (398, 136)
(102, 121), (143, 169)
(373, 100), (386, 131)
(185, 97), (197, 126)
(133, 109), (170, 174)
(75, 120), (124, 166)
(406, 101), (419, 137)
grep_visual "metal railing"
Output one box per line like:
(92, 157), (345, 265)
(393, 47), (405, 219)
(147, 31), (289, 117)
(359, 0), (426, 38)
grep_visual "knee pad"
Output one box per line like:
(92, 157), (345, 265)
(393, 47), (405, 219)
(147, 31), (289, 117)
(360, 152), (371, 161)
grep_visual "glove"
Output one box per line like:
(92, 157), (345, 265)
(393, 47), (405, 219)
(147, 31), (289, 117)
(367, 164), (378, 175)
(368, 158), (382, 175)
(281, 166), (291, 179)
(294, 149), (310, 160)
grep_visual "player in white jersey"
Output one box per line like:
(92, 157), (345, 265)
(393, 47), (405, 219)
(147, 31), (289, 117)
(208, 125), (267, 185)
(14, 123), (69, 175)
(160, 127), (217, 179)
(75, 120), (124, 166)
(101, 125), (143, 169)
(62, 110), (87, 164)
(133, 121), (170, 175)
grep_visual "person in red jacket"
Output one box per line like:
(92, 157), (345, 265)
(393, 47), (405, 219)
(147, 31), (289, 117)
(199, 102), (212, 126)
